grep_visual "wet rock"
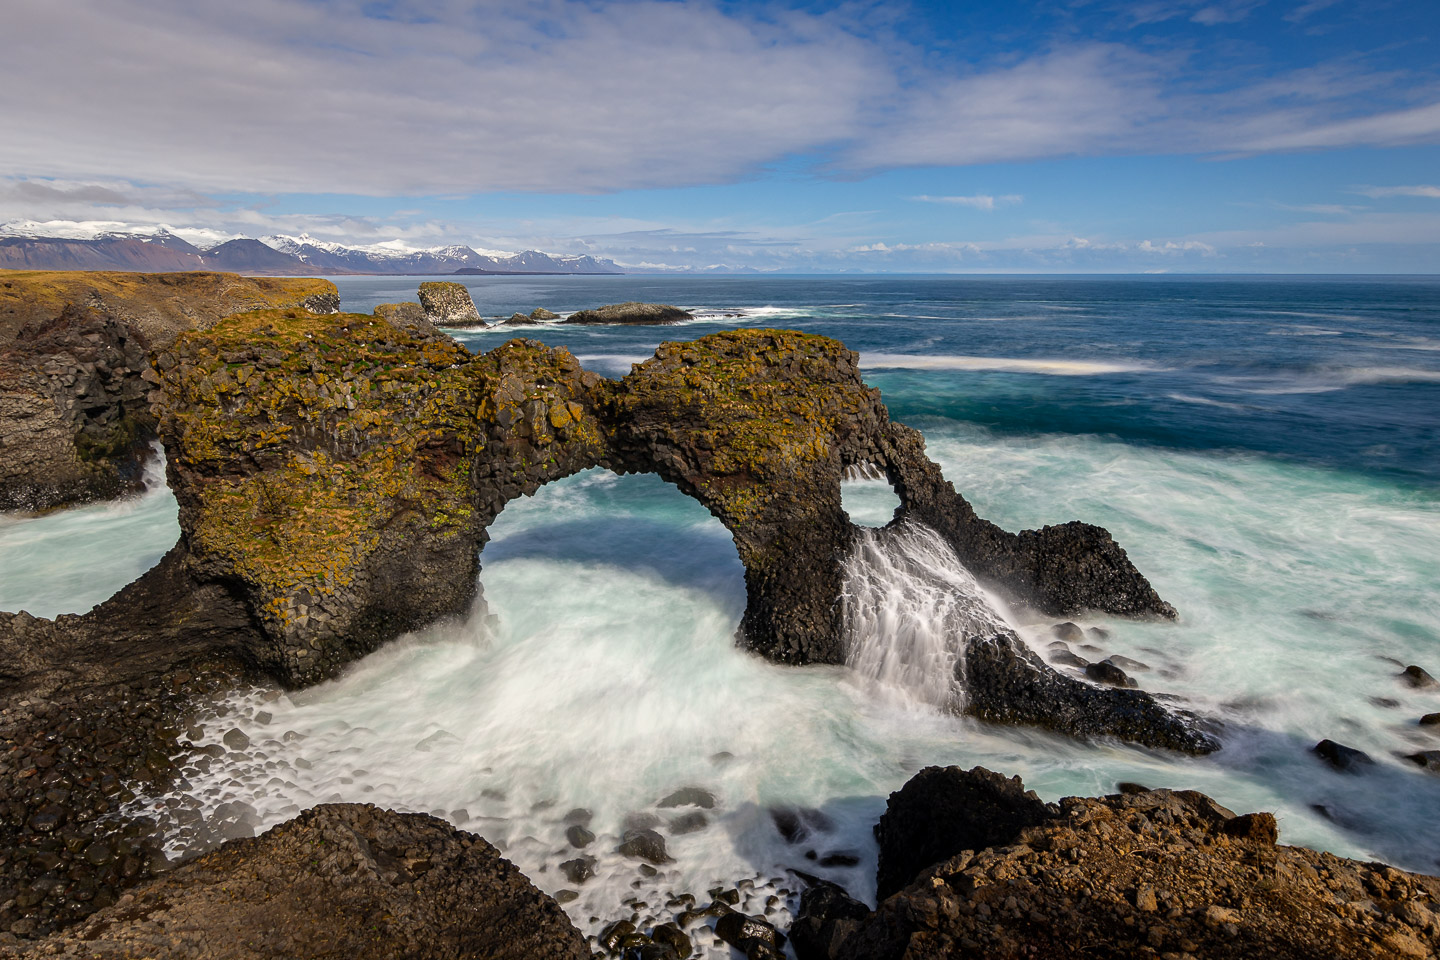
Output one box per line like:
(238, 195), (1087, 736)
(566, 824), (596, 848)
(818, 852), (860, 868)
(529, 307), (559, 321)
(502, 312), (531, 325)
(562, 302), (693, 325)
(1402, 750), (1440, 773)
(789, 877), (871, 960)
(1085, 660), (1137, 688)
(1314, 739), (1375, 772)
(1420, 713), (1440, 727)
(714, 911), (786, 955)
(1051, 622), (1085, 642)
(1087, 626), (1112, 640)
(618, 828), (673, 864)
(1105, 654), (1150, 672)
(560, 855), (597, 885)
(1401, 665), (1438, 689)
(1116, 781), (1150, 794)
(601, 919), (638, 951)
(772, 808), (807, 844)
(668, 812), (709, 835)
(563, 807), (593, 824)
(874, 766), (1053, 900)
(709, 751), (734, 765)
(650, 922), (692, 958)
(1050, 649), (1089, 669)
(1371, 697), (1402, 708)
(222, 728), (250, 751)
(657, 787), (716, 809)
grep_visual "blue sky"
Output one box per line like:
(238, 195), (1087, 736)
(1, 0), (1437, 272)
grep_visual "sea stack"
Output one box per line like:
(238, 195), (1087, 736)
(417, 281), (483, 326)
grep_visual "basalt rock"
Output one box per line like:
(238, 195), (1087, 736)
(563, 301), (693, 325)
(0, 271), (337, 511)
(0, 803), (588, 959)
(824, 767), (1440, 960)
(417, 280), (483, 326)
(373, 301), (442, 338)
(141, 318), (1207, 751)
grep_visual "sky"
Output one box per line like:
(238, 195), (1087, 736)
(1, 0), (1437, 273)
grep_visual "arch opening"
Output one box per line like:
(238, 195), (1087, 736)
(840, 461), (903, 528)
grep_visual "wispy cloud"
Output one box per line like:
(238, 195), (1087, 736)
(911, 194), (1023, 209)
(1356, 184), (1440, 199)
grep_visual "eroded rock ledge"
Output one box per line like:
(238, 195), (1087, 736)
(0, 804), (588, 960)
(793, 766), (1440, 960)
(0, 271), (338, 511)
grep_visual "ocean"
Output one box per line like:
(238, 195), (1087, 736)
(3, 275), (1438, 952)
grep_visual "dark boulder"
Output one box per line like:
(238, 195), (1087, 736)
(715, 911), (786, 955)
(1085, 660), (1137, 688)
(789, 877), (871, 960)
(874, 766), (1053, 900)
(2, 803), (587, 959)
(562, 301), (693, 325)
(1052, 622), (1085, 642)
(1420, 713), (1440, 727)
(618, 828), (673, 864)
(1402, 750), (1440, 773)
(657, 786), (716, 808)
(1400, 665), (1438, 689)
(1314, 739), (1375, 772)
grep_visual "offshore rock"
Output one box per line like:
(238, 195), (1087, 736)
(0, 270), (337, 511)
(563, 301), (693, 325)
(417, 280), (482, 326)
(529, 307), (559, 321)
(1, 804), (588, 959)
(821, 766), (1440, 960)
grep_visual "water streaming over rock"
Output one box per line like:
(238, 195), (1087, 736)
(842, 521), (1018, 712)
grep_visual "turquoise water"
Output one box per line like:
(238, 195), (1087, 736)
(4, 276), (1438, 952)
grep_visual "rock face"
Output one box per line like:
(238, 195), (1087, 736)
(807, 766), (1440, 960)
(1, 804), (589, 960)
(0, 271), (338, 511)
(144, 318), (1209, 751)
(562, 301), (693, 325)
(416, 280), (483, 326)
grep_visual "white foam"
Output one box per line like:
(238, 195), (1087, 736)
(861, 354), (1164, 376)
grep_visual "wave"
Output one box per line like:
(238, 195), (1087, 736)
(1220, 366), (1440, 395)
(861, 353), (1164, 376)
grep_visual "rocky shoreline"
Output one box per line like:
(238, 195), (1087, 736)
(2, 272), (1436, 956)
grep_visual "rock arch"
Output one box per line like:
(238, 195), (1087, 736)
(135, 310), (1209, 751)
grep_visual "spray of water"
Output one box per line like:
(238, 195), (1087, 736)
(841, 520), (1018, 712)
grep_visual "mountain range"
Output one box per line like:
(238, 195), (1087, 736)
(0, 228), (623, 276)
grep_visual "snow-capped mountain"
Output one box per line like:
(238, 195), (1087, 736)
(263, 234), (622, 275)
(0, 222), (623, 276)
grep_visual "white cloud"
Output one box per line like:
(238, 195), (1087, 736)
(1137, 239), (1217, 255)
(912, 194), (1023, 209)
(1356, 185), (1440, 199)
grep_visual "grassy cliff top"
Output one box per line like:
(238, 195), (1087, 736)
(0, 270), (338, 348)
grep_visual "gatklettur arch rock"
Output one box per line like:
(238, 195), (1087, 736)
(142, 309), (1212, 753)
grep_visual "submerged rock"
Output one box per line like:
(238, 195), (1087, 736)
(1, 803), (588, 959)
(657, 786), (716, 808)
(1314, 738), (1376, 772)
(1401, 664), (1439, 689)
(1085, 659), (1137, 688)
(562, 301), (693, 325)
